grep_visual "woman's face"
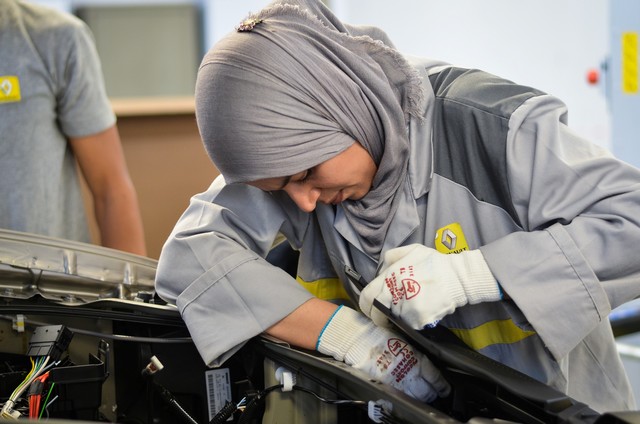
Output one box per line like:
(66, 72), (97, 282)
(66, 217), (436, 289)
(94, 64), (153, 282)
(248, 141), (377, 212)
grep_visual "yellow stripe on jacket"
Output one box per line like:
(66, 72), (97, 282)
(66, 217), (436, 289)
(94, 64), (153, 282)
(296, 276), (350, 301)
(449, 319), (536, 351)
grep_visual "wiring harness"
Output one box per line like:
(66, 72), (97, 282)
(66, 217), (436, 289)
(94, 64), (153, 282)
(1, 325), (398, 423)
(0, 325), (72, 420)
(209, 367), (396, 424)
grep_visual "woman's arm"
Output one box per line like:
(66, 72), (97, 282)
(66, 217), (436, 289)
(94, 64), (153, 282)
(266, 297), (339, 349)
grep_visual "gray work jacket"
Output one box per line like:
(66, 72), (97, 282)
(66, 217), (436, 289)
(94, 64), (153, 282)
(156, 57), (639, 412)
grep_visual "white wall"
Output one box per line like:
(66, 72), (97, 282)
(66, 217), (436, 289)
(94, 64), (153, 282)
(35, 0), (612, 149)
(203, 0), (273, 51)
(331, 0), (611, 149)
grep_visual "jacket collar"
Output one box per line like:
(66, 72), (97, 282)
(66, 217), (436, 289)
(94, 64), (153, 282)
(405, 55), (449, 199)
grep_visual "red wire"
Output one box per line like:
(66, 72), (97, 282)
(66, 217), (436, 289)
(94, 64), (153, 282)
(28, 371), (51, 418)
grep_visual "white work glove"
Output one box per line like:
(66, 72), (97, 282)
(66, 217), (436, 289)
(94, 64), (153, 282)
(359, 244), (502, 329)
(317, 305), (450, 403)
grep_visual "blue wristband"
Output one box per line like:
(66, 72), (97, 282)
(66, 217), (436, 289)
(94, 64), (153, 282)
(315, 305), (343, 351)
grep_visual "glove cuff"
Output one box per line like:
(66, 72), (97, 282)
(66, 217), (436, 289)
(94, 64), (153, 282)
(449, 250), (502, 306)
(317, 306), (372, 363)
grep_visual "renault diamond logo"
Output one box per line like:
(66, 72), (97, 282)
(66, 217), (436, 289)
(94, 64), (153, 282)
(434, 222), (469, 254)
(0, 79), (12, 95)
(441, 228), (457, 250)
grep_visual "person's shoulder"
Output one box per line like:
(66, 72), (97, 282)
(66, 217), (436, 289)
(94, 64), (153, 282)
(429, 66), (546, 116)
(17, 1), (88, 40)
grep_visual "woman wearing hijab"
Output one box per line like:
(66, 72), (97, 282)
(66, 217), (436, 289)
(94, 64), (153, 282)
(156, 0), (639, 411)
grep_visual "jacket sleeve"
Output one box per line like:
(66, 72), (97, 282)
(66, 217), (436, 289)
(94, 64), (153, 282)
(155, 176), (314, 366)
(480, 93), (640, 362)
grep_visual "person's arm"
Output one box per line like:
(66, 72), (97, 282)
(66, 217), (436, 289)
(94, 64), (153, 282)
(266, 297), (338, 349)
(482, 94), (640, 361)
(269, 298), (451, 402)
(69, 125), (147, 256)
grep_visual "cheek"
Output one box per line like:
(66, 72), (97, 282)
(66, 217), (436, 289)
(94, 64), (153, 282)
(355, 176), (374, 197)
(361, 166), (376, 188)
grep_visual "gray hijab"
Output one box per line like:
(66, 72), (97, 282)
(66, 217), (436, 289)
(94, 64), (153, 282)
(195, 0), (424, 258)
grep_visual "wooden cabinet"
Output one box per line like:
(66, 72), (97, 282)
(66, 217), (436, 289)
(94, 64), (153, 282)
(84, 97), (219, 259)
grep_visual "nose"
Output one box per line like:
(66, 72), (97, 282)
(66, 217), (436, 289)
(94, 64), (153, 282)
(285, 184), (321, 212)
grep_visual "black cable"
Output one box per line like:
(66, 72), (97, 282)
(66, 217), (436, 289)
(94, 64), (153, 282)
(251, 339), (356, 401)
(236, 394), (262, 424)
(290, 385), (366, 407)
(154, 383), (198, 424)
(234, 383), (395, 424)
(208, 401), (237, 424)
(237, 384), (282, 424)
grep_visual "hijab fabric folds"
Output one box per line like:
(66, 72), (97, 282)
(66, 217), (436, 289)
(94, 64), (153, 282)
(195, 0), (424, 258)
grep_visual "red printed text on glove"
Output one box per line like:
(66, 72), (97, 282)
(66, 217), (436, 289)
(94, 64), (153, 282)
(385, 265), (421, 305)
(387, 338), (418, 383)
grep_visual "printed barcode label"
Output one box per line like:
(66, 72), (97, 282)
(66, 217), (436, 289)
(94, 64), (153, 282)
(205, 368), (232, 421)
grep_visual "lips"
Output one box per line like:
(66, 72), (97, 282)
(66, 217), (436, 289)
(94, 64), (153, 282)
(330, 191), (344, 204)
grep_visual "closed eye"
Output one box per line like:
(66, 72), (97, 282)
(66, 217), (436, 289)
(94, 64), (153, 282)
(300, 169), (312, 182)
(293, 169), (312, 184)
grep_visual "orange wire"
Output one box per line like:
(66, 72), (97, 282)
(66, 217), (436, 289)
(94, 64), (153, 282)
(28, 372), (51, 418)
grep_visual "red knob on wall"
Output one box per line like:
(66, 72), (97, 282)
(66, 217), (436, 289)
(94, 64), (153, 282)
(586, 68), (600, 85)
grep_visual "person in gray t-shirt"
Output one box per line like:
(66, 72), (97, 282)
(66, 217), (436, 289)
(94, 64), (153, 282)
(0, 0), (146, 256)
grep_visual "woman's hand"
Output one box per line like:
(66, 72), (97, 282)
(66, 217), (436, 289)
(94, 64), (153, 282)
(359, 244), (502, 329)
(317, 305), (450, 402)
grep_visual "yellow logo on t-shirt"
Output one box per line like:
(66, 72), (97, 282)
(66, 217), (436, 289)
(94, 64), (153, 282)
(0, 76), (21, 103)
(434, 222), (469, 254)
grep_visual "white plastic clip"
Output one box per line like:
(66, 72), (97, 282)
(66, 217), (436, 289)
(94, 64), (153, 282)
(12, 314), (25, 333)
(142, 355), (164, 376)
(368, 399), (393, 423)
(274, 366), (296, 392)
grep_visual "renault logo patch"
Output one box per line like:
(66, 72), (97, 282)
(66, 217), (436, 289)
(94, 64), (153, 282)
(0, 76), (21, 103)
(434, 222), (469, 254)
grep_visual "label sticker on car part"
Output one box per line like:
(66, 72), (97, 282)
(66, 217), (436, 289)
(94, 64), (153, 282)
(205, 368), (232, 421)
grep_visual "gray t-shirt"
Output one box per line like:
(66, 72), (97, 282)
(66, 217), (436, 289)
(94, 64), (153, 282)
(0, 0), (116, 242)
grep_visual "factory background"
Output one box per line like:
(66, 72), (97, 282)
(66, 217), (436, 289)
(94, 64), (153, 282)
(36, 0), (613, 147)
(29, 0), (627, 259)
(28, 0), (640, 401)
